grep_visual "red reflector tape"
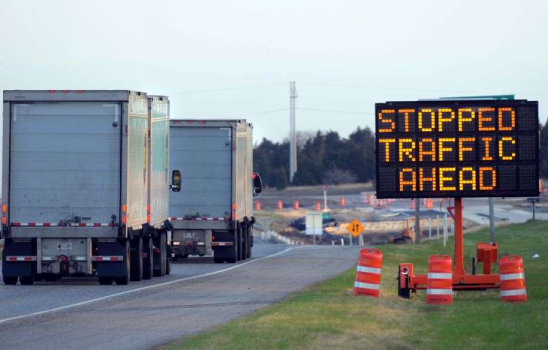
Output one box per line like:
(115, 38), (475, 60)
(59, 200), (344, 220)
(212, 242), (233, 247)
(92, 256), (123, 262)
(170, 217), (225, 222)
(6, 256), (37, 262)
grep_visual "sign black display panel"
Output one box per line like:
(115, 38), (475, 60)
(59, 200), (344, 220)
(375, 100), (539, 199)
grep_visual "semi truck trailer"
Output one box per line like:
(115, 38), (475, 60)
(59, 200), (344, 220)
(169, 119), (262, 263)
(1, 90), (172, 285)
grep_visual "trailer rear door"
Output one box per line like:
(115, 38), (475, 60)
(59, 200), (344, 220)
(9, 102), (121, 225)
(170, 126), (232, 219)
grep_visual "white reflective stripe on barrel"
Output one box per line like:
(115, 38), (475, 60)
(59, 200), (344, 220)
(354, 281), (380, 290)
(426, 289), (453, 295)
(428, 273), (452, 279)
(499, 273), (524, 281)
(357, 266), (381, 274)
(500, 289), (527, 297)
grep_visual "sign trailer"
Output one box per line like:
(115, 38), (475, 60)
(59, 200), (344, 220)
(374, 99), (539, 297)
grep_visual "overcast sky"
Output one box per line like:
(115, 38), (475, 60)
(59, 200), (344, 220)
(1, 0), (547, 142)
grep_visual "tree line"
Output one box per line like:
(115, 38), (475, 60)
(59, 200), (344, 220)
(254, 127), (376, 190)
(256, 121), (548, 190)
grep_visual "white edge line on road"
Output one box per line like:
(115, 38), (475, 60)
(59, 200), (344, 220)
(0, 245), (309, 325)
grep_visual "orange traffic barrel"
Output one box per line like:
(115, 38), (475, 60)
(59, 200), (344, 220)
(254, 201), (261, 211)
(426, 255), (453, 305)
(277, 200), (283, 210)
(499, 255), (527, 303)
(340, 196), (346, 207)
(315, 201), (321, 211)
(353, 248), (383, 297)
(293, 200), (300, 210)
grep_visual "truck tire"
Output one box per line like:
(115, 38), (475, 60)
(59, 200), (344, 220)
(130, 237), (143, 281)
(153, 233), (167, 277)
(226, 227), (239, 264)
(98, 277), (114, 285)
(214, 257), (224, 264)
(114, 240), (131, 285)
(165, 244), (172, 275)
(240, 225), (248, 261)
(237, 224), (244, 262)
(3, 276), (18, 285)
(166, 256), (171, 275)
(143, 237), (154, 280)
(19, 275), (35, 285)
(246, 226), (252, 259)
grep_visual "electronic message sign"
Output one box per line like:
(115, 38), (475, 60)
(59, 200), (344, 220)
(375, 100), (539, 199)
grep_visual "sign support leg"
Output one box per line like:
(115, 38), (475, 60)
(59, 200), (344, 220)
(454, 198), (465, 276)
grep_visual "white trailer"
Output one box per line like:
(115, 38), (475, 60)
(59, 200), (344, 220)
(1, 90), (172, 285)
(169, 120), (261, 263)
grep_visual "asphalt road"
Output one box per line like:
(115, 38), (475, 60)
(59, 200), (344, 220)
(0, 243), (361, 350)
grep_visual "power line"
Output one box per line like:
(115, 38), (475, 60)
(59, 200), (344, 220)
(299, 107), (373, 115)
(299, 82), (548, 97)
(299, 82), (487, 94)
(172, 83), (286, 95)
(182, 108), (289, 119)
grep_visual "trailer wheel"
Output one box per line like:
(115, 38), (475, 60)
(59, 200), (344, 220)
(237, 223), (244, 262)
(3, 276), (18, 285)
(19, 275), (35, 285)
(98, 277), (114, 285)
(226, 228), (238, 263)
(165, 244), (172, 275)
(143, 237), (154, 280)
(114, 240), (131, 285)
(130, 237), (143, 281)
(166, 256), (171, 275)
(214, 258), (224, 264)
(240, 226), (247, 260)
(246, 226), (252, 259)
(153, 233), (167, 277)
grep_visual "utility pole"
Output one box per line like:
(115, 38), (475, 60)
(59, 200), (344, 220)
(289, 81), (298, 182)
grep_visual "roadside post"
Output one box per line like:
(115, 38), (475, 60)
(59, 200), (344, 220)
(527, 197), (539, 220)
(443, 213), (448, 247)
(322, 184), (328, 211)
(436, 215), (440, 239)
(347, 219), (364, 247)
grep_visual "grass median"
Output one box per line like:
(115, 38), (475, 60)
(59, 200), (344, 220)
(164, 220), (548, 350)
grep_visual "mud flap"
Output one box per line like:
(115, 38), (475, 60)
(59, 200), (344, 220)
(96, 241), (127, 277)
(2, 240), (34, 277)
(212, 231), (237, 260)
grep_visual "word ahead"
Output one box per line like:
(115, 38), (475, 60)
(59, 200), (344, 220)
(375, 100), (539, 199)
